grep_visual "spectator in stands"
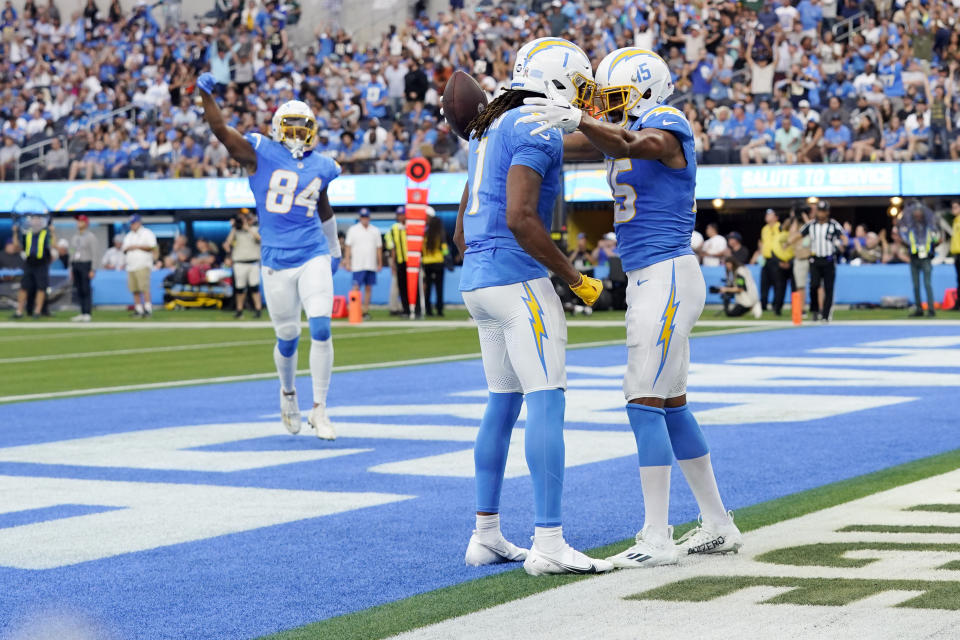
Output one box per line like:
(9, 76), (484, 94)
(905, 100), (931, 159)
(39, 138), (69, 180)
(0, 135), (21, 181)
(202, 137), (230, 177)
(899, 202), (940, 317)
(176, 135), (203, 178)
(741, 118), (775, 163)
(343, 209), (382, 320)
(121, 215), (157, 318)
(798, 118), (824, 162)
(716, 256), (762, 318)
(421, 215), (448, 317)
(701, 223), (727, 267)
(822, 115), (852, 162)
(69, 214), (97, 322)
(102, 235), (126, 271)
(925, 82), (952, 160)
(775, 117), (802, 163)
(848, 116), (880, 162)
(853, 231), (883, 264)
(883, 116), (910, 161)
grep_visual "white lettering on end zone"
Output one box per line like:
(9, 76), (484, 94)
(0, 475), (412, 569)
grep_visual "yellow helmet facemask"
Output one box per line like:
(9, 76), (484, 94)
(278, 115), (318, 149)
(570, 72), (598, 111)
(594, 86), (646, 127)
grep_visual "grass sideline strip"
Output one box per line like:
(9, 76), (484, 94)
(262, 448), (960, 640)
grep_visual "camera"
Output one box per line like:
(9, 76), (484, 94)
(232, 215), (246, 229)
(709, 285), (721, 294)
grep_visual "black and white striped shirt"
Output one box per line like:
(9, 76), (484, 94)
(800, 219), (845, 258)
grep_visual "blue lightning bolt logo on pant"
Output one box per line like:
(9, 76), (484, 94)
(654, 261), (680, 384)
(521, 282), (549, 375)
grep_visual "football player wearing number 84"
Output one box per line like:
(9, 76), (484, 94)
(197, 72), (340, 440)
(453, 37), (610, 577)
(518, 48), (743, 566)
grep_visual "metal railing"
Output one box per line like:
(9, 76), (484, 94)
(15, 103), (139, 181)
(832, 11), (867, 43)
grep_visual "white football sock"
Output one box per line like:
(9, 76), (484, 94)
(677, 453), (730, 528)
(134, 304), (143, 314)
(144, 302), (152, 313)
(475, 513), (501, 540)
(639, 465), (672, 544)
(310, 338), (333, 406)
(533, 525), (564, 553)
(274, 345), (297, 393)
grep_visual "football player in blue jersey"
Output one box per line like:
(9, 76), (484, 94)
(197, 72), (341, 440)
(519, 48), (742, 566)
(453, 37), (611, 576)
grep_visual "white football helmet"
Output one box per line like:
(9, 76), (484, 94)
(595, 48), (674, 126)
(271, 100), (318, 158)
(511, 37), (595, 108)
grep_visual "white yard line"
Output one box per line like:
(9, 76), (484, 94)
(0, 327), (757, 404)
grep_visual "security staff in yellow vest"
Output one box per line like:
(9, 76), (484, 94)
(383, 206), (421, 317)
(13, 216), (55, 319)
(898, 202), (940, 318)
(758, 208), (780, 311)
(769, 219), (796, 316)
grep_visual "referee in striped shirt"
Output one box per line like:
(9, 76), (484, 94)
(799, 200), (845, 322)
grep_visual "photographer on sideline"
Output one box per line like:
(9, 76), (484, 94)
(224, 209), (262, 319)
(899, 201), (939, 317)
(712, 256), (762, 318)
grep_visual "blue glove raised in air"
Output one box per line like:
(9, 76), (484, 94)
(330, 257), (340, 275)
(196, 72), (217, 95)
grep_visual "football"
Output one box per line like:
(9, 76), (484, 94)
(442, 70), (488, 141)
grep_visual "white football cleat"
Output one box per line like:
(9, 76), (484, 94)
(606, 525), (679, 569)
(464, 532), (528, 566)
(308, 406), (336, 440)
(523, 539), (613, 576)
(676, 511), (743, 556)
(280, 390), (301, 435)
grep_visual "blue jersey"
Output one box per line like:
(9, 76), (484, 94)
(459, 108), (563, 291)
(244, 132), (341, 270)
(878, 61), (904, 97)
(608, 105), (697, 273)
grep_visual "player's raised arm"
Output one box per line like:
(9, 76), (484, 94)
(196, 73), (257, 172)
(577, 115), (683, 164)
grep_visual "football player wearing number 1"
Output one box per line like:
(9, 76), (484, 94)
(519, 49), (742, 566)
(197, 72), (340, 440)
(454, 38), (610, 577)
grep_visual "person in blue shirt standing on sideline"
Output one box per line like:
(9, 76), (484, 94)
(197, 71), (342, 441)
(520, 46), (743, 570)
(453, 37), (609, 577)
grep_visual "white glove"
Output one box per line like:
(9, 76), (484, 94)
(516, 84), (583, 136)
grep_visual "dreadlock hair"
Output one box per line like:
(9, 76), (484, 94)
(467, 89), (544, 139)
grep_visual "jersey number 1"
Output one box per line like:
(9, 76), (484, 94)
(266, 169), (323, 216)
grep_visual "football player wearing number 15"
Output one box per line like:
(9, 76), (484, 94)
(518, 49), (743, 566)
(197, 72), (340, 440)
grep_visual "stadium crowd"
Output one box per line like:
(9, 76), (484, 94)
(2, 0), (960, 181)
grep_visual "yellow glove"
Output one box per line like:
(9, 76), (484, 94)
(569, 273), (603, 306)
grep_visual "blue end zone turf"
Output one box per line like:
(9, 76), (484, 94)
(1, 325), (960, 639)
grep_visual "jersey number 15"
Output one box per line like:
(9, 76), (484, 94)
(266, 169), (323, 216)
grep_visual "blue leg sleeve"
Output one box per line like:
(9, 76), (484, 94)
(524, 388), (566, 528)
(474, 392), (524, 514)
(665, 405), (709, 460)
(276, 336), (299, 357)
(627, 404), (673, 467)
(308, 316), (331, 341)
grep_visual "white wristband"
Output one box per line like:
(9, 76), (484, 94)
(322, 216), (341, 258)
